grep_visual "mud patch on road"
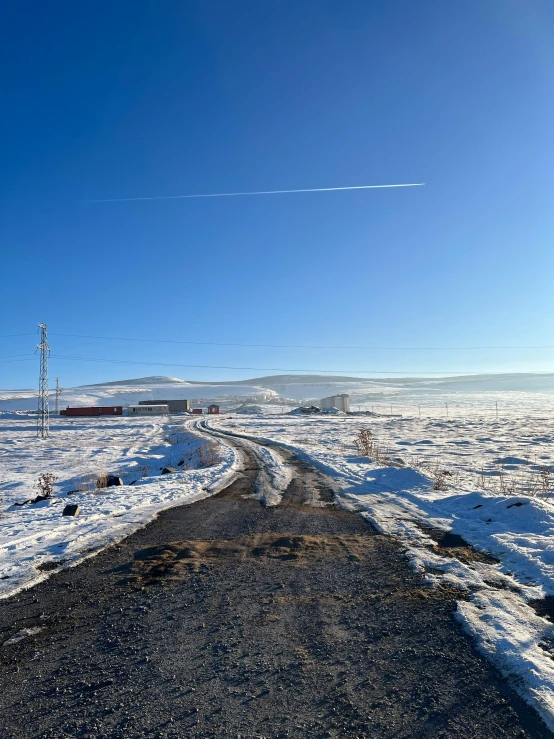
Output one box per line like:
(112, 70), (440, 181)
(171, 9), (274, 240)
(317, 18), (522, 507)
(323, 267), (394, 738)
(114, 534), (375, 587)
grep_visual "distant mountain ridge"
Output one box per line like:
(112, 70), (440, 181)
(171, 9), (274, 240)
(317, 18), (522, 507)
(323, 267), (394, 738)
(3, 372), (554, 413)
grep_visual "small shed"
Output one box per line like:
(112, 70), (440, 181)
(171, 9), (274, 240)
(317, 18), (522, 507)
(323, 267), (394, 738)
(208, 404), (220, 415)
(192, 408), (203, 415)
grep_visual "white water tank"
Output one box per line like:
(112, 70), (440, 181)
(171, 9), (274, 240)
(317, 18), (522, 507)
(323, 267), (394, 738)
(320, 394), (350, 413)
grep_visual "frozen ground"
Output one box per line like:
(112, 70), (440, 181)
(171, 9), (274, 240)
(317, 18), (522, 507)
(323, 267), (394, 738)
(3, 373), (554, 727)
(211, 405), (554, 731)
(0, 415), (239, 598)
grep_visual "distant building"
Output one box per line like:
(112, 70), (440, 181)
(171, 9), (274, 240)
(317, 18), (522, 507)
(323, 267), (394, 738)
(60, 406), (123, 417)
(321, 394), (350, 413)
(138, 399), (190, 413)
(127, 404), (169, 416)
(192, 408), (203, 415)
(208, 404), (220, 415)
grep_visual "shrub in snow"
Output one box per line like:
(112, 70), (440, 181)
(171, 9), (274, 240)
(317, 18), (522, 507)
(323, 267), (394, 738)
(35, 472), (57, 499)
(198, 442), (221, 468)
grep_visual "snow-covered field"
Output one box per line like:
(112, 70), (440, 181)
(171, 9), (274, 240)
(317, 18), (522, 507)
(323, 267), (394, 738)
(0, 414), (239, 598)
(3, 372), (554, 727)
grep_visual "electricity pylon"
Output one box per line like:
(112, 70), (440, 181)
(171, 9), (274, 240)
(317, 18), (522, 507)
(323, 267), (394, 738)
(55, 377), (62, 415)
(37, 323), (50, 438)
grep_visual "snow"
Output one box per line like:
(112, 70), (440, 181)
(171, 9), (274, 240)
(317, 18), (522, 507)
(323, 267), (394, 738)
(200, 421), (291, 506)
(5, 372), (554, 726)
(3, 626), (45, 646)
(0, 415), (239, 598)
(210, 403), (554, 731)
(0, 376), (278, 412)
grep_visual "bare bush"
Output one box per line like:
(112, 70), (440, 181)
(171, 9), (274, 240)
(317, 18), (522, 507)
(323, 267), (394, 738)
(519, 466), (540, 498)
(354, 429), (397, 466)
(198, 442), (221, 468)
(471, 456), (554, 499)
(431, 466), (450, 491)
(539, 466), (554, 498)
(36, 473), (57, 499)
(355, 429), (373, 457)
(476, 466), (487, 490)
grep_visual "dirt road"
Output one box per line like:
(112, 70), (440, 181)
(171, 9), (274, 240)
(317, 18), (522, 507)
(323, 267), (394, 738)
(0, 428), (550, 738)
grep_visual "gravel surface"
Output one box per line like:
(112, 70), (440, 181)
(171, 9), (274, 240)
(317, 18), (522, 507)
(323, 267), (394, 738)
(0, 430), (551, 738)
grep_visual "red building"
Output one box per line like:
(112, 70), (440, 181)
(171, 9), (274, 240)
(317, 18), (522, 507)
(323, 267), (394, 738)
(192, 408), (203, 415)
(208, 405), (220, 415)
(60, 406), (123, 417)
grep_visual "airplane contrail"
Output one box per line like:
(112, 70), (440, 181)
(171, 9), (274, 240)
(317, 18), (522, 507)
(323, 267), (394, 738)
(84, 182), (425, 203)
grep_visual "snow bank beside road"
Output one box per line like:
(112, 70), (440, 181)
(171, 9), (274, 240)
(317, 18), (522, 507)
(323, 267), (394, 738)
(0, 417), (239, 598)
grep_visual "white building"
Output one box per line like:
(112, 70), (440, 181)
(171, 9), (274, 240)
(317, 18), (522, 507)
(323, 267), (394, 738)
(321, 394), (350, 413)
(127, 404), (169, 416)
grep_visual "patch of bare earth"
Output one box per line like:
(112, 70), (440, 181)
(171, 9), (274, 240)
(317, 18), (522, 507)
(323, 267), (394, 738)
(115, 534), (375, 587)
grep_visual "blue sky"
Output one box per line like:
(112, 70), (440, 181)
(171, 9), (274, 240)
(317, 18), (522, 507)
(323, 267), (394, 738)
(3, 0), (554, 388)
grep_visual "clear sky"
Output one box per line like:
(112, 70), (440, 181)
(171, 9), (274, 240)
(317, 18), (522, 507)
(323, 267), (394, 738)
(3, 0), (554, 388)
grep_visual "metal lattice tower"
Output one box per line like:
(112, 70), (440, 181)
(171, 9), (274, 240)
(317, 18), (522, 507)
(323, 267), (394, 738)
(55, 377), (61, 415)
(37, 323), (50, 438)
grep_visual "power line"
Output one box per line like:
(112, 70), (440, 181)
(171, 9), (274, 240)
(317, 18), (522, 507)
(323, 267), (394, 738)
(0, 358), (37, 364)
(0, 333), (36, 339)
(0, 354), (36, 360)
(48, 353), (518, 376)
(49, 332), (554, 351)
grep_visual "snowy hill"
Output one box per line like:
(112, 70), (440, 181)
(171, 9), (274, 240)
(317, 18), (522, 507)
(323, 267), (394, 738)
(3, 372), (554, 412)
(0, 376), (278, 412)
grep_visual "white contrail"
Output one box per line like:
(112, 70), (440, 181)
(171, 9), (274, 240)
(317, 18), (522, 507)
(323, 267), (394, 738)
(84, 182), (425, 203)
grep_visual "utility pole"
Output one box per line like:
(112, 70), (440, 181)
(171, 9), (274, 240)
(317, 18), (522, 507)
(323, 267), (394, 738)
(37, 323), (50, 439)
(55, 377), (61, 415)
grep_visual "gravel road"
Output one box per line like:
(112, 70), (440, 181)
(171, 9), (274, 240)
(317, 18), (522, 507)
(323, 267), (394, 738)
(0, 428), (551, 738)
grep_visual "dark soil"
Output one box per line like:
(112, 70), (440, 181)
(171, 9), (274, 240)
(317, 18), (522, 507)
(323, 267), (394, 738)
(0, 431), (551, 738)
(530, 595), (554, 624)
(416, 523), (499, 565)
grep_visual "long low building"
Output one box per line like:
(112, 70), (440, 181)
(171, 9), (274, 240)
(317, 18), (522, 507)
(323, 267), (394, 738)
(60, 406), (123, 416)
(138, 399), (191, 413)
(127, 404), (169, 416)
